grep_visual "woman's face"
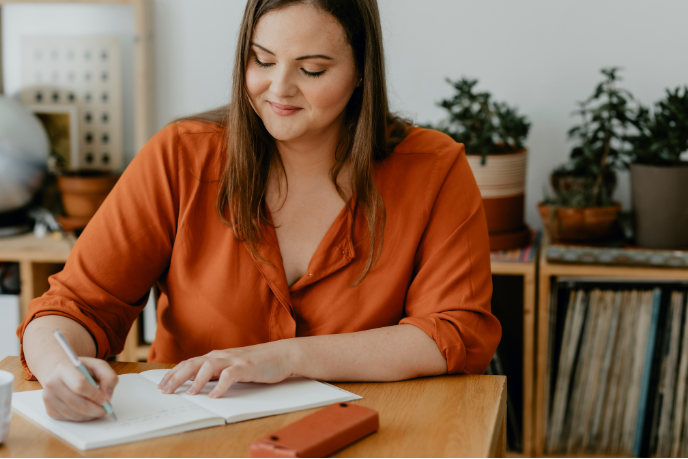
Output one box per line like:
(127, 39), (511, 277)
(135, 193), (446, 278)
(245, 3), (359, 143)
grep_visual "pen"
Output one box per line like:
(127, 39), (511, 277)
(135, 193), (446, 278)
(53, 330), (117, 421)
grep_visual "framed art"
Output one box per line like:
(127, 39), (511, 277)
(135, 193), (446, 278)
(27, 103), (79, 170)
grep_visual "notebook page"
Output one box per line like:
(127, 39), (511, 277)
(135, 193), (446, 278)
(140, 369), (362, 423)
(12, 373), (224, 450)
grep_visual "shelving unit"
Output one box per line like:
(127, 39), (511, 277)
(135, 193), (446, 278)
(490, 246), (538, 457)
(535, 236), (688, 456)
(0, 0), (155, 360)
(0, 232), (150, 361)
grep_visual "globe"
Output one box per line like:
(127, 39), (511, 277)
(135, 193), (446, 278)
(0, 96), (49, 213)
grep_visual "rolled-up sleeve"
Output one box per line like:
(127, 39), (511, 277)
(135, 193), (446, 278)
(399, 142), (501, 375)
(17, 123), (181, 378)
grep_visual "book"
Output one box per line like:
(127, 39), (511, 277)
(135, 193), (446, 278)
(544, 276), (565, 441)
(622, 290), (652, 454)
(589, 290), (622, 451)
(12, 369), (361, 450)
(647, 290), (677, 457)
(609, 290), (637, 453)
(546, 289), (583, 453)
(580, 290), (615, 452)
(566, 289), (602, 453)
(632, 288), (662, 457)
(672, 292), (688, 458)
(655, 292), (684, 457)
(489, 230), (540, 263)
(546, 243), (688, 269)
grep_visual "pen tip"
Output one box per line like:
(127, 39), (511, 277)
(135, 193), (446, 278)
(111, 413), (118, 421)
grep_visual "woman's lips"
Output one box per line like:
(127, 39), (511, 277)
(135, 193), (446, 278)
(268, 102), (302, 116)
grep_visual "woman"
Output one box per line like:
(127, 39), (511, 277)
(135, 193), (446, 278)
(19, 0), (501, 421)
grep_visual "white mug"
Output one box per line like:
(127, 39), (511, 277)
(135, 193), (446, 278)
(0, 370), (14, 444)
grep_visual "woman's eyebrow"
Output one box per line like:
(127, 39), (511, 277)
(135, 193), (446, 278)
(250, 42), (332, 61)
(250, 42), (275, 55)
(295, 54), (332, 61)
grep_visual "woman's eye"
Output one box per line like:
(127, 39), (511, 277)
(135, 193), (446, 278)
(301, 68), (325, 78)
(254, 57), (273, 68)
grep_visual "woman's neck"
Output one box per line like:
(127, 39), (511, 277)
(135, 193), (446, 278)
(270, 117), (352, 202)
(273, 114), (345, 181)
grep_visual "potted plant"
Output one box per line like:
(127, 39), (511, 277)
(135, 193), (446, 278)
(426, 78), (532, 250)
(47, 149), (119, 232)
(626, 86), (688, 249)
(540, 67), (635, 242)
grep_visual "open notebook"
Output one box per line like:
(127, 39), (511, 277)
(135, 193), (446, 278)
(12, 369), (361, 450)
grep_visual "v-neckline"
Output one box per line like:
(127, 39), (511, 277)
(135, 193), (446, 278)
(264, 193), (356, 288)
(243, 191), (357, 316)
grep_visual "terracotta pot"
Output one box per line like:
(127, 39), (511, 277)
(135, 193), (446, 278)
(630, 162), (688, 249)
(537, 202), (621, 242)
(467, 150), (529, 249)
(58, 173), (120, 218)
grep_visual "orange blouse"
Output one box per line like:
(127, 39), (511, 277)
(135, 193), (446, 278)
(17, 121), (501, 378)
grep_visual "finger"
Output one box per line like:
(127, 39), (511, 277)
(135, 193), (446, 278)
(162, 360), (201, 394)
(187, 360), (218, 395)
(44, 389), (72, 421)
(56, 381), (107, 420)
(62, 365), (108, 406)
(81, 357), (118, 400)
(158, 361), (191, 390)
(45, 393), (78, 421)
(208, 366), (242, 399)
(157, 363), (181, 389)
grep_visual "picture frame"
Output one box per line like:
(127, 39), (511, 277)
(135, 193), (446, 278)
(26, 103), (79, 170)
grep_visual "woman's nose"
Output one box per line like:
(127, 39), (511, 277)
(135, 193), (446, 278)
(270, 66), (298, 99)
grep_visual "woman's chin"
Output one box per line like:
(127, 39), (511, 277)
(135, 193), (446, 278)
(263, 123), (308, 142)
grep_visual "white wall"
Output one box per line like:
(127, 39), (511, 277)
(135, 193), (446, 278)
(152, 0), (688, 229)
(4, 0), (688, 228)
(379, 0), (688, 228)
(2, 3), (137, 164)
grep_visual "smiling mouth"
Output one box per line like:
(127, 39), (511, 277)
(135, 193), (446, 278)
(268, 102), (302, 117)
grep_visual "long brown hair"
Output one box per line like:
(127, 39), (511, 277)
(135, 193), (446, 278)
(172, 0), (410, 285)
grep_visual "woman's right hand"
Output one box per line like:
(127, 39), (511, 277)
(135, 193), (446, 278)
(41, 357), (118, 421)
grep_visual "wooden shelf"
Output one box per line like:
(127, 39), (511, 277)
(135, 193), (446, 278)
(535, 235), (688, 456)
(0, 232), (74, 262)
(0, 0), (155, 362)
(490, 248), (538, 456)
(0, 232), (148, 361)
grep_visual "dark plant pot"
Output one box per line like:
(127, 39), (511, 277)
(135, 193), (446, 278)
(538, 202), (621, 242)
(57, 172), (120, 218)
(630, 162), (688, 249)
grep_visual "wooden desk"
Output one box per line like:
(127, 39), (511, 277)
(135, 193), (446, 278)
(0, 357), (506, 457)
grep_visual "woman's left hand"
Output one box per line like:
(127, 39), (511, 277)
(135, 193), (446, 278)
(157, 341), (295, 398)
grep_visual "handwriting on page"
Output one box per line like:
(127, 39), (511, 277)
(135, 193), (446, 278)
(102, 404), (206, 430)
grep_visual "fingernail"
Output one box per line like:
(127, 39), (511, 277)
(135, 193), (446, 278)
(97, 397), (106, 405)
(186, 388), (195, 395)
(209, 390), (217, 398)
(106, 389), (114, 399)
(162, 384), (169, 393)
